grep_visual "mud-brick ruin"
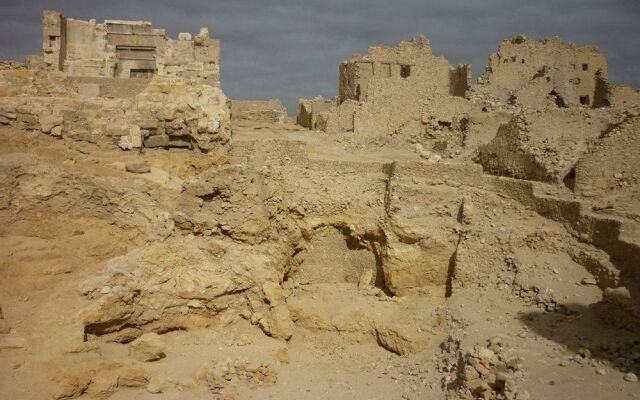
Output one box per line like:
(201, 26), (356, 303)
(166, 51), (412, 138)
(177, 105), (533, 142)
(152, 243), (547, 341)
(1, 9), (640, 400)
(298, 37), (470, 135)
(478, 36), (610, 108)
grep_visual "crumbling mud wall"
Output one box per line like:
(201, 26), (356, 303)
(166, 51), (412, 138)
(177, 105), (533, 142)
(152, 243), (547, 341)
(575, 115), (640, 202)
(477, 35), (609, 108)
(466, 36), (638, 191)
(609, 84), (640, 108)
(231, 100), (287, 123)
(475, 108), (623, 184)
(296, 97), (335, 130)
(297, 37), (471, 136)
(337, 36), (467, 103)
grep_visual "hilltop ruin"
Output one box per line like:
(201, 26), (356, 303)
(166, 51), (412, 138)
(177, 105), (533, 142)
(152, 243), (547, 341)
(39, 10), (220, 83)
(0, 11), (230, 153)
(298, 36), (470, 135)
(0, 10), (639, 400)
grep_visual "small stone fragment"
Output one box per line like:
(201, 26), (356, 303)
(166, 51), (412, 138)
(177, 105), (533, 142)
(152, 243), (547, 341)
(129, 332), (166, 362)
(118, 365), (150, 387)
(276, 348), (290, 364)
(52, 373), (92, 400)
(125, 161), (151, 174)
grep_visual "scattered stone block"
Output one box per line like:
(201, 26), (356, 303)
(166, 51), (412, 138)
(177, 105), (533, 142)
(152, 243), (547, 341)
(144, 134), (170, 148)
(125, 161), (151, 174)
(129, 332), (166, 362)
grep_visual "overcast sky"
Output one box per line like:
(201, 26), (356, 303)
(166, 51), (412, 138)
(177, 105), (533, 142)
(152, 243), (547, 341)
(0, 0), (638, 112)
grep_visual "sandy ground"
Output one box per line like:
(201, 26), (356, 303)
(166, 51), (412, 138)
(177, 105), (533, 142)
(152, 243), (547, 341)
(0, 121), (638, 400)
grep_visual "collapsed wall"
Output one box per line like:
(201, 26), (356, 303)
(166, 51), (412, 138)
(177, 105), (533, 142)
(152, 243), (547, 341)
(231, 100), (288, 123)
(475, 108), (627, 184)
(575, 115), (640, 204)
(297, 36), (471, 136)
(609, 84), (640, 108)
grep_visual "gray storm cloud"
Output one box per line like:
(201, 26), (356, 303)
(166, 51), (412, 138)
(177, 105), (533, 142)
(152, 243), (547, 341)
(1, 0), (638, 112)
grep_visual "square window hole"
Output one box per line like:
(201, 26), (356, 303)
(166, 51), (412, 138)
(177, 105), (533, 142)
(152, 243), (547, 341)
(400, 65), (411, 78)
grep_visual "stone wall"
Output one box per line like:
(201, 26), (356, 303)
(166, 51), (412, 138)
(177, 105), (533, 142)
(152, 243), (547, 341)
(0, 11), (231, 154)
(0, 74), (231, 153)
(1, 10), (231, 154)
(296, 97), (335, 130)
(41, 11), (220, 86)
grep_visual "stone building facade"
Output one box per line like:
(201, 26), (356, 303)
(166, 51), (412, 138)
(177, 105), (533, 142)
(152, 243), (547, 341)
(41, 10), (220, 85)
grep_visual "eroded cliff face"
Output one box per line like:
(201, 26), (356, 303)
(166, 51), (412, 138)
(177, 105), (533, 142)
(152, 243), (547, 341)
(0, 21), (639, 400)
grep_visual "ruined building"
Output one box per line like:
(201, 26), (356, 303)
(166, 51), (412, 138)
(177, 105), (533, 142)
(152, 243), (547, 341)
(337, 36), (470, 103)
(0, 11), (230, 153)
(298, 36), (470, 135)
(41, 10), (220, 85)
(477, 35), (609, 108)
(299, 35), (621, 140)
(473, 36), (628, 184)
